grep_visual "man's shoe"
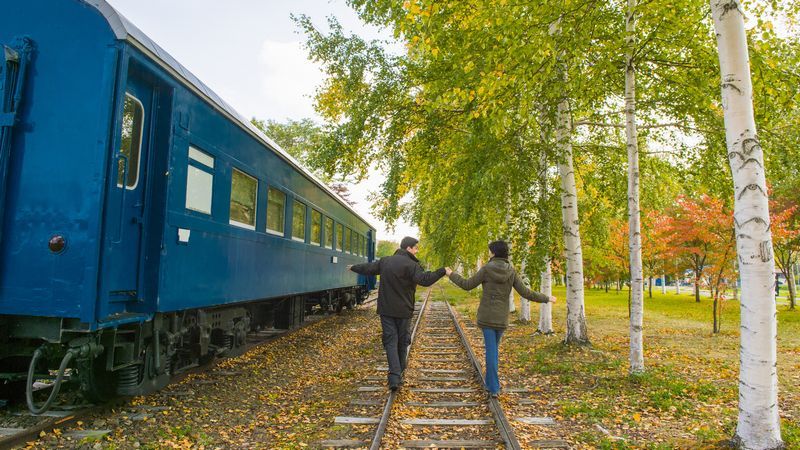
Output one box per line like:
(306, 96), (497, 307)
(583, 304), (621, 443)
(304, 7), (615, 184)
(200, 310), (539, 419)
(389, 383), (399, 392)
(490, 392), (499, 399)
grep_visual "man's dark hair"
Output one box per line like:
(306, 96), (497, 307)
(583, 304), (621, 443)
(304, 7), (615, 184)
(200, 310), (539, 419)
(400, 236), (419, 250)
(488, 240), (509, 258)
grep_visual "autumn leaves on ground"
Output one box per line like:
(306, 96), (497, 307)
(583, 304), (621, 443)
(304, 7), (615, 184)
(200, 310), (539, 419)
(453, 283), (800, 449)
(31, 283), (799, 449)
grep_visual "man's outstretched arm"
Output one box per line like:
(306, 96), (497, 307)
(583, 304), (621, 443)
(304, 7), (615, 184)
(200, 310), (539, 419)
(349, 259), (381, 276)
(411, 264), (446, 287)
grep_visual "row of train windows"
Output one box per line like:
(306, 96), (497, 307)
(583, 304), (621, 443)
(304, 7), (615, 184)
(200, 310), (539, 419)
(185, 146), (369, 256)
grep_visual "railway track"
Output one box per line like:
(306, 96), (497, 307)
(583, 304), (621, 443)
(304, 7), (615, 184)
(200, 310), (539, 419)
(320, 292), (524, 449)
(0, 297), (376, 450)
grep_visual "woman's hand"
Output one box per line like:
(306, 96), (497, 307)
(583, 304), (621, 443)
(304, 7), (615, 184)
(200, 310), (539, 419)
(549, 295), (557, 303)
(445, 267), (453, 276)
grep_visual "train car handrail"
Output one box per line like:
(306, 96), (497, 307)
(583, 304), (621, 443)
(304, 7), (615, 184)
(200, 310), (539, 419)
(0, 37), (33, 248)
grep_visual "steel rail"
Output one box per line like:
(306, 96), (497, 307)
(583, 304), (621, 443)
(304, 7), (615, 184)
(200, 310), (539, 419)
(446, 301), (522, 450)
(0, 401), (118, 450)
(368, 287), (432, 450)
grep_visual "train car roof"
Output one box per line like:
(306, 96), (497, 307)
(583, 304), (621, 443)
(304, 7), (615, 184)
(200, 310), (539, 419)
(85, 0), (376, 230)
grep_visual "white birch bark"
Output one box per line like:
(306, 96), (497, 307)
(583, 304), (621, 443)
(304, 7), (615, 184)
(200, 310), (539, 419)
(625, 0), (644, 373)
(549, 19), (588, 344)
(661, 274), (667, 294)
(556, 99), (588, 345)
(538, 259), (554, 334)
(506, 214), (516, 314)
(519, 258), (530, 322)
(711, 1), (782, 447)
(675, 276), (681, 294)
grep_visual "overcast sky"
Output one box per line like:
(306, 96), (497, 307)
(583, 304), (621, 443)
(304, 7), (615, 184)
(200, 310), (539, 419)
(106, 0), (415, 242)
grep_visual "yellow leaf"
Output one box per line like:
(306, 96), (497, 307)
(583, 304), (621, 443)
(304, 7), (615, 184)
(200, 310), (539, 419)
(633, 412), (642, 422)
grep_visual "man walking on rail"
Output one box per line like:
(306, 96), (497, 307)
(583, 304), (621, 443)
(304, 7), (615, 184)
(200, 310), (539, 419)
(348, 237), (446, 391)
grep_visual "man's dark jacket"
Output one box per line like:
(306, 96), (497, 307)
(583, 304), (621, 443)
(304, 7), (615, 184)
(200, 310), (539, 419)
(350, 249), (445, 319)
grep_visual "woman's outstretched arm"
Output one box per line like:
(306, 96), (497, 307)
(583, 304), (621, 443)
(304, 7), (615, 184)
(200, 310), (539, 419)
(513, 272), (551, 303)
(448, 266), (485, 291)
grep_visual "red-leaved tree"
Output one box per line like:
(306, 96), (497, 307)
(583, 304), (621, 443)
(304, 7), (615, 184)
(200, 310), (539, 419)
(771, 196), (800, 309)
(664, 194), (737, 332)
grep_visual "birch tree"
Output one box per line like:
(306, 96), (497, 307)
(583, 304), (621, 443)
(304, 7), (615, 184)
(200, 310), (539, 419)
(710, 0), (782, 446)
(624, 0), (644, 373)
(518, 258), (531, 321)
(537, 259), (555, 334)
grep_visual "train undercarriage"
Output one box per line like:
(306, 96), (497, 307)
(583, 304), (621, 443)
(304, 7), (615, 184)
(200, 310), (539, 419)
(0, 286), (368, 413)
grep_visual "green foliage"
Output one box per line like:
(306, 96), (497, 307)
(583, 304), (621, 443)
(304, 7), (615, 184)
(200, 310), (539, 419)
(292, 0), (800, 304)
(251, 117), (328, 177)
(376, 239), (398, 257)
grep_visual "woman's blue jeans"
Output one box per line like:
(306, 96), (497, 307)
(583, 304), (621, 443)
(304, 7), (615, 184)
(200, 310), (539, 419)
(481, 327), (504, 394)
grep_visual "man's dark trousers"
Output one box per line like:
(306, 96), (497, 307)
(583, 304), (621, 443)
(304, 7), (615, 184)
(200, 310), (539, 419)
(380, 315), (411, 386)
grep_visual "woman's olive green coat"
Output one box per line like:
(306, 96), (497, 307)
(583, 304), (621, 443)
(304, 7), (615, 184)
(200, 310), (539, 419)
(449, 257), (549, 330)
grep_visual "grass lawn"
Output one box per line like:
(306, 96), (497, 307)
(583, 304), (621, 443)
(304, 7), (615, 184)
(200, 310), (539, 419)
(438, 279), (800, 448)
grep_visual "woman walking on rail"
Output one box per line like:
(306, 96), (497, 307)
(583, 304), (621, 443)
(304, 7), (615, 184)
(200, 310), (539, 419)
(446, 240), (556, 397)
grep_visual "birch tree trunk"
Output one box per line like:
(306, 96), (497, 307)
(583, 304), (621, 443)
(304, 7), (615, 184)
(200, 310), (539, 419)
(625, 0), (644, 373)
(788, 268), (796, 309)
(518, 259), (531, 321)
(711, 1), (782, 447)
(556, 98), (589, 345)
(675, 274), (681, 294)
(538, 259), (554, 334)
(661, 274), (667, 294)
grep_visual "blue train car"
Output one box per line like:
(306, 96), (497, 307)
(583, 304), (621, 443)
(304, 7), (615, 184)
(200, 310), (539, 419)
(0, 0), (376, 411)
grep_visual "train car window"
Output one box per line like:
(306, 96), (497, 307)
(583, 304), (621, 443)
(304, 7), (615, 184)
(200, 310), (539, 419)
(292, 200), (307, 242)
(117, 93), (145, 189)
(337, 223), (344, 251)
(229, 168), (257, 230)
(189, 147), (214, 168)
(311, 210), (322, 246)
(266, 187), (286, 235)
(345, 228), (352, 254)
(358, 235), (364, 256)
(324, 217), (333, 249)
(185, 146), (214, 214)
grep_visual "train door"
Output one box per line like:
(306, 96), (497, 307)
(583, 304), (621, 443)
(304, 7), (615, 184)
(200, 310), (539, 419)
(100, 73), (154, 311)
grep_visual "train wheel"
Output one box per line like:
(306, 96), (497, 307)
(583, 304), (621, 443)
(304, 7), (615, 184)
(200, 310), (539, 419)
(79, 353), (117, 403)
